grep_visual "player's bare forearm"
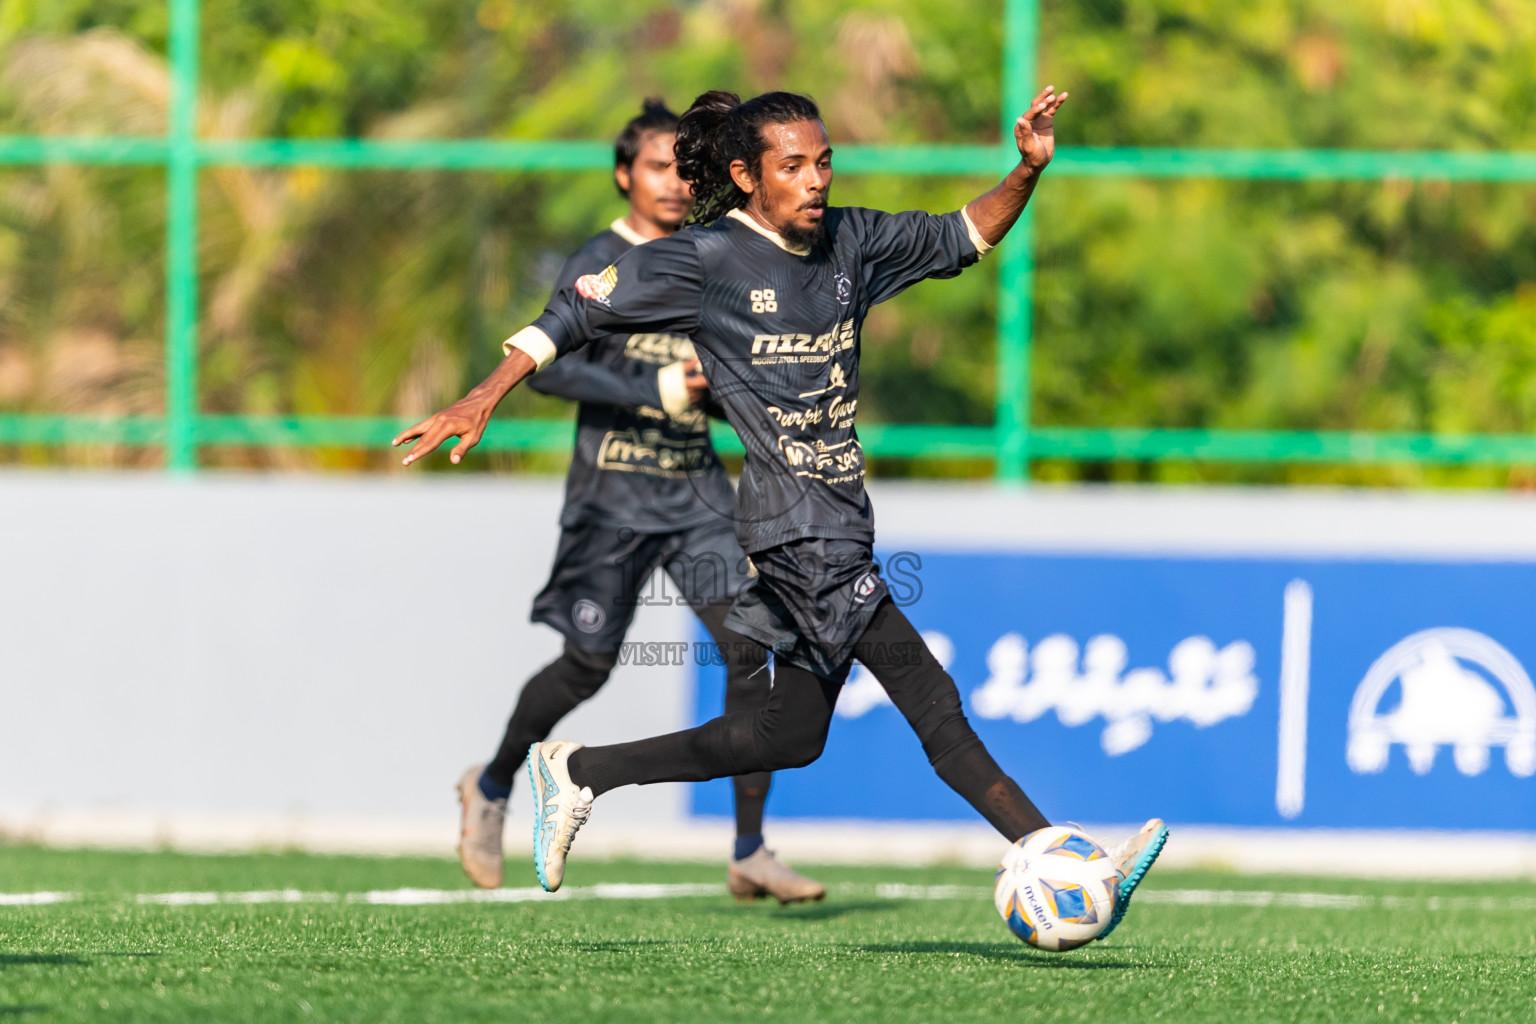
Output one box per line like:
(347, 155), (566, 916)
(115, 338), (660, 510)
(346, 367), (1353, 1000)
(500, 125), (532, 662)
(392, 348), (538, 466)
(963, 85), (1068, 247)
(964, 165), (1042, 248)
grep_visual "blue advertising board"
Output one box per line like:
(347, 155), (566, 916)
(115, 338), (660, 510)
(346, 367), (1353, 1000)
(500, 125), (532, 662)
(689, 550), (1536, 830)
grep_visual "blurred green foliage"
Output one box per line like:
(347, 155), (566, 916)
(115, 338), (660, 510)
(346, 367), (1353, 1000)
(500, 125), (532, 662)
(0, 0), (1532, 483)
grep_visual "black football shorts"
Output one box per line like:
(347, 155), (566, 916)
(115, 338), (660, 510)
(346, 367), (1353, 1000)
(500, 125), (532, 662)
(531, 517), (753, 651)
(724, 537), (889, 680)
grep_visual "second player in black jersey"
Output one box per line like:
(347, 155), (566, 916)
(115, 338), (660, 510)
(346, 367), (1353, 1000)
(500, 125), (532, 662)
(402, 85), (1168, 939)
(529, 224), (734, 535)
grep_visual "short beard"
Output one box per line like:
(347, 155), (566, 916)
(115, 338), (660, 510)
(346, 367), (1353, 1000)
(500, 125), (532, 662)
(781, 219), (825, 251)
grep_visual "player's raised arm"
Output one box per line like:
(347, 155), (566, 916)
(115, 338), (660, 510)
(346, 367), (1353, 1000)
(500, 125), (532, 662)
(851, 85), (1067, 306)
(394, 234), (704, 467)
(963, 85), (1068, 247)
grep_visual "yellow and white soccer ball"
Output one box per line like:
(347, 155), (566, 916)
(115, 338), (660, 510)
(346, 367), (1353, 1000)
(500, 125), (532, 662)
(993, 826), (1120, 952)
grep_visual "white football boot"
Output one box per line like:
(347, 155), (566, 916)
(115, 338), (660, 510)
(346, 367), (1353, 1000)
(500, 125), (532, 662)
(728, 847), (826, 904)
(455, 764), (506, 889)
(527, 740), (594, 892)
(1096, 817), (1169, 940)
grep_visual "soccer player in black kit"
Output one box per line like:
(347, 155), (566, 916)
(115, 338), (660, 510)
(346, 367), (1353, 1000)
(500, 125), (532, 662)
(453, 100), (823, 903)
(400, 85), (1167, 940)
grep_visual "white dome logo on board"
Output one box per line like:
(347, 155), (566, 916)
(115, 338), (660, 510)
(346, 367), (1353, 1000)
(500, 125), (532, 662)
(1347, 628), (1536, 778)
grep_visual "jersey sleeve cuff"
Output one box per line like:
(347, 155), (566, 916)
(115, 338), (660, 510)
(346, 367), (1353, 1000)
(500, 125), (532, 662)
(657, 361), (693, 417)
(503, 325), (558, 369)
(961, 207), (994, 260)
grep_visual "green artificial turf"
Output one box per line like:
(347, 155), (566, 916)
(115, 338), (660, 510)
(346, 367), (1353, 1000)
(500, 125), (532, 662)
(1, 843), (1533, 1023)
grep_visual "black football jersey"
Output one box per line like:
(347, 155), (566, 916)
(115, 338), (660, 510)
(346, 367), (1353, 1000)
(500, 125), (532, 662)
(524, 206), (984, 555)
(522, 205), (983, 552)
(527, 224), (737, 533)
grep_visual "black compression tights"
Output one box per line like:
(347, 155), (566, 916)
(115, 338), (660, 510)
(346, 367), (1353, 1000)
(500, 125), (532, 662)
(567, 599), (1050, 842)
(484, 599), (772, 838)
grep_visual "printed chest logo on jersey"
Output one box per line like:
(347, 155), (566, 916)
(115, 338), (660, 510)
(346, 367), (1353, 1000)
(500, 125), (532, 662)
(750, 319), (856, 364)
(750, 288), (778, 314)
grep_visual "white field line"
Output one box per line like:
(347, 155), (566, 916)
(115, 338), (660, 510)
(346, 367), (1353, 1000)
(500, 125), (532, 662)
(1138, 889), (1368, 909)
(358, 883), (724, 905)
(871, 883), (992, 900)
(140, 889), (339, 906)
(3, 885), (1535, 911)
(0, 891), (74, 906)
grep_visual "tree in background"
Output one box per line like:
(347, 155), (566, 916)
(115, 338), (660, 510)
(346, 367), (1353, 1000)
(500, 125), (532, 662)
(0, 0), (1532, 484)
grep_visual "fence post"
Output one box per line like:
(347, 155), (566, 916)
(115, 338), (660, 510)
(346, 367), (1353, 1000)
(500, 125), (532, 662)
(165, 0), (201, 470)
(994, 0), (1038, 483)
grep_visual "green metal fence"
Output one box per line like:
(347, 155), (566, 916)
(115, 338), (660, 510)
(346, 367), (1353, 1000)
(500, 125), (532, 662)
(6, 0), (1536, 476)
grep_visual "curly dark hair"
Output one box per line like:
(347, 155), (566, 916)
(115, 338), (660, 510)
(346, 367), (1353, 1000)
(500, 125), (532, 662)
(613, 98), (681, 198)
(673, 90), (822, 225)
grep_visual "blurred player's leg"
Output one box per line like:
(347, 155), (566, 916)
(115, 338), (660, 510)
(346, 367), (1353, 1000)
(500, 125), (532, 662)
(456, 524), (655, 888)
(726, 839), (825, 904)
(484, 644), (618, 793)
(454, 764), (507, 889)
(457, 643), (618, 888)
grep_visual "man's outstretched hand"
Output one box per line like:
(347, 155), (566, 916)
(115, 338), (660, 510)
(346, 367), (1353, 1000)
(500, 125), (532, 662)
(392, 347), (537, 466)
(1014, 85), (1068, 173)
(393, 397), (494, 466)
